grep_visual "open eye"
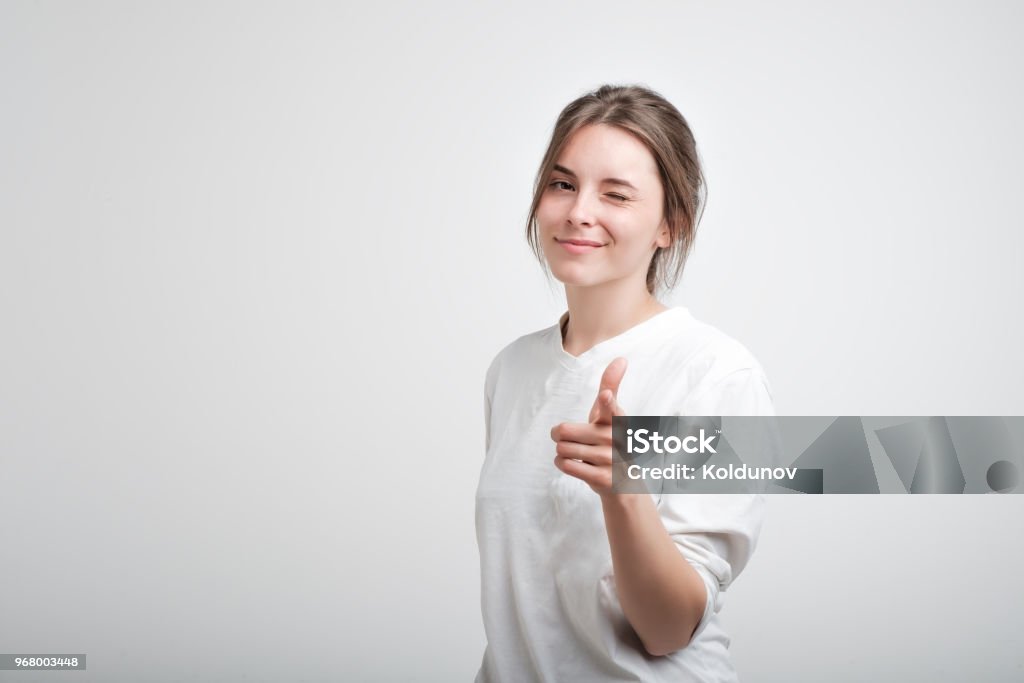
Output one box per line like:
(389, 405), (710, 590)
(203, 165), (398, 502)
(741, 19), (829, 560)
(549, 180), (574, 191)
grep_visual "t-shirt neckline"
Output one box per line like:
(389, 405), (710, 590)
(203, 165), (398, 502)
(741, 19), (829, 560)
(550, 306), (687, 369)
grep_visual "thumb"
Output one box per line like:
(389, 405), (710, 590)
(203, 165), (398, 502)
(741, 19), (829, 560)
(589, 357), (628, 424)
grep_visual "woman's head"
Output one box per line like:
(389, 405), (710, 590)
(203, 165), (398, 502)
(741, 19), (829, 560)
(526, 84), (706, 295)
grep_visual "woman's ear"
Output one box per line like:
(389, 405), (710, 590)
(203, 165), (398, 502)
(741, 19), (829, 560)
(655, 217), (672, 249)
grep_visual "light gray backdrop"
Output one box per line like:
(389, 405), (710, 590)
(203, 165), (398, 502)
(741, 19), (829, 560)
(2, 1), (1022, 681)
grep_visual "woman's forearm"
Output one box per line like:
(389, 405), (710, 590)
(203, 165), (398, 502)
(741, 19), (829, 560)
(600, 493), (708, 657)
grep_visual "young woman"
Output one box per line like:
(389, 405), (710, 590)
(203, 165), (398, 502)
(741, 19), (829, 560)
(475, 84), (774, 682)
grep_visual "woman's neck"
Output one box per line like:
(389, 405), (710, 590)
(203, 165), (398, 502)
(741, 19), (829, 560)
(561, 281), (668, 356)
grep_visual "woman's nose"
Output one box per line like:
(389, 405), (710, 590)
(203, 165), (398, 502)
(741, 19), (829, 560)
(568, 190), (597, 226)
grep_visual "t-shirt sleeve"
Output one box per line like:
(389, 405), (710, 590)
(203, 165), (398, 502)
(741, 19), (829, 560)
(657, 367), (774, 642)
(484, 384), (492, 453)
(680, 366), (775, 417)
(483, 353), (502, 454)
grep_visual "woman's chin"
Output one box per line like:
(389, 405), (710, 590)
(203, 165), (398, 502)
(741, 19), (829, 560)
(548, 263), (605, 288)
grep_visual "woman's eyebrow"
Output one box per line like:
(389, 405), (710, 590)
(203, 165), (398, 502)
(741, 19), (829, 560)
(552, 164), (638, 191)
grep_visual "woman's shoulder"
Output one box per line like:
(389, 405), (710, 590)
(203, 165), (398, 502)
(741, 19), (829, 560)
(653, 308), (774, 413)
(484, 322), (557, 388)
(489, 322), (555, 363)
(656, 307), (768, 381)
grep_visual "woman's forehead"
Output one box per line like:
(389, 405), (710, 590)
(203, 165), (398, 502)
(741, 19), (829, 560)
(556, 124), (659, 181)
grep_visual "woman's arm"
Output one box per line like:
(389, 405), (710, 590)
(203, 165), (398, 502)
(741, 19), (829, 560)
(600, 493), (707, 656)
(551, 357), (710, 656)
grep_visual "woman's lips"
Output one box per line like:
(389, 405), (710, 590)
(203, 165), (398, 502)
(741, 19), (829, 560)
(556, 238), (605, 254)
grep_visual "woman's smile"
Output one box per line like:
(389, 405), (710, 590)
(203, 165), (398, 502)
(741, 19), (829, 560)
(556, 237), (607, 254)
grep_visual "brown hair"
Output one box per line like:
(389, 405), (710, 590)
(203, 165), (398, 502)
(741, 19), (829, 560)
(525, 84), (707, 294)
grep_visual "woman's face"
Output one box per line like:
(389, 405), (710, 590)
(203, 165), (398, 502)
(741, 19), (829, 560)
(537, 123), (670, 291)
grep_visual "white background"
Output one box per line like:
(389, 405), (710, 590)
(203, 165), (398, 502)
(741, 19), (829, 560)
(2, 1), (1023, 681)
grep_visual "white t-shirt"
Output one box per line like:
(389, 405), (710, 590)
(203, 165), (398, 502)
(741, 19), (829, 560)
(475, 306), (775, 683)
